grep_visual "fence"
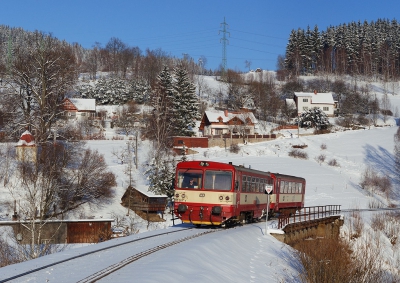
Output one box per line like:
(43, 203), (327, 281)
(278, 205), (341, 229)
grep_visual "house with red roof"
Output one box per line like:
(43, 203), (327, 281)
(199, 110), (258, 136)
(60, 98), (96, 120)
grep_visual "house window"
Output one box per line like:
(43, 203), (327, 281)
(303, 98), (308, 102)
(323, 107), (329, 111)
(302, 107), (308, 111)
(177, 140), (184, 145)
(81, 112), (86, 116)
(215, 129), (223, 135)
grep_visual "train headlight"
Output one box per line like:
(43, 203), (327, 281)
(219, 196), (223, 200)
(212, 206), (222, 215)
(177, 204), (188, 213)
(225, 196), (230, 201)
(175, 193), (180, 198)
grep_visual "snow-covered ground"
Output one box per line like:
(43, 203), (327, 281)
(1, 73), (400, 281)
(1, 120), (399, 282)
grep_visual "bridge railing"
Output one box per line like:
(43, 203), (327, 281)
(278, 205), (341, 229)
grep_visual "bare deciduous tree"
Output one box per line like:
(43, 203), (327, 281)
(1, 31), (78, 142)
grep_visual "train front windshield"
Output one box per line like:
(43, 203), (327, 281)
(178, 170), (203, 189)
(177, 169), (233, 191)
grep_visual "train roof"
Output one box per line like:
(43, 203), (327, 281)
(176, 160), (305, 181)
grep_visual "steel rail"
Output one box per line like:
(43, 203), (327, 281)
(0, 227), (195, 283)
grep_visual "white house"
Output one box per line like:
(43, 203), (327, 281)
(293, 91), (335, 117)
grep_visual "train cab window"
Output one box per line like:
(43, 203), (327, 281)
(204, 171), (232, 191)
(242, 176), (247, 192)
(178, 170), (203, 189)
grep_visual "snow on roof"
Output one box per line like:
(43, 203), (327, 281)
(204, 110), (258, 124)
(69, 98), (96, 111)
(286, 98), (295, 106)
(16, 130), (35, 146)
(294, 92), (334, 104)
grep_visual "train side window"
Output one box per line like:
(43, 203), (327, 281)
(255, 178), (260, 192)
(299, 183), (303, 193)
(280, 181), (284, 193)
(247, 176), (251, 192)
(242, 176), (247, 192)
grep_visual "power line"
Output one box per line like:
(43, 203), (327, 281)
(229, 28), (287, 40)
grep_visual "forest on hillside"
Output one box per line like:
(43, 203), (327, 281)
(284, 18), (400, 79)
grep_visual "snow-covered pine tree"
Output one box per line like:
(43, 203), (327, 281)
(298, 107), (330, 129)
(172, 65), (200, 136)
(145, 156), (175, 198)
(79, 78), (136, 105)
(147, 66), (174, 152)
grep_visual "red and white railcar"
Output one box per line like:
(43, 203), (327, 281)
(174, 160), (306, 227)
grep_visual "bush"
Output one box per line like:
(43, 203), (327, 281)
(360, 166), (392, 198)
(313, 128), (331, 135)
(328, 158), (339, 167)
(315, 154), (326, 164)
(229, 143), (240, 154)
(288, 149), (308, 159)
(320, 143), (327, 150)
(357, 114), (369, 126)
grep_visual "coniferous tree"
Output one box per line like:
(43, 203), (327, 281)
(298, 107), (330, 129)
(147, 66), (174, 153)
(172, 65), (200, 136)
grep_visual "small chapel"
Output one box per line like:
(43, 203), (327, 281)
(15, 130), (37, 162)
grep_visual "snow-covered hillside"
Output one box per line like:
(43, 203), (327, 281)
(1, 73), (400, 281)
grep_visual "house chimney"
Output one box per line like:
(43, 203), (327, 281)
(314, 89), (317, 95)
(224, 110), (229, 117)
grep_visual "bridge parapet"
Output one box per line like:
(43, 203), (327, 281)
(278, 205), (341, 229)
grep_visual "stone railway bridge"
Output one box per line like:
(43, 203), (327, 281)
(270, 205), (343, 245)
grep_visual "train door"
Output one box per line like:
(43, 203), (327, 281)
(235, 171), (241, 214)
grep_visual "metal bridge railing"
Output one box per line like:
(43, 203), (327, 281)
(278, 205), (341, 229)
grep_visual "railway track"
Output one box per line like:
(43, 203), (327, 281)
(76, 229), (218, 283)
(1, 227), (221, 283)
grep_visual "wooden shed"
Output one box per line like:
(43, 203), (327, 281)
(0, 219), (114, 244)
(121, 186), (167, 213)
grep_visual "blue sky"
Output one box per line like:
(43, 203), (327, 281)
(2, 1), (400, 71)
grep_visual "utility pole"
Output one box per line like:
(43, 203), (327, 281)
(219, 17), (230, 76)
